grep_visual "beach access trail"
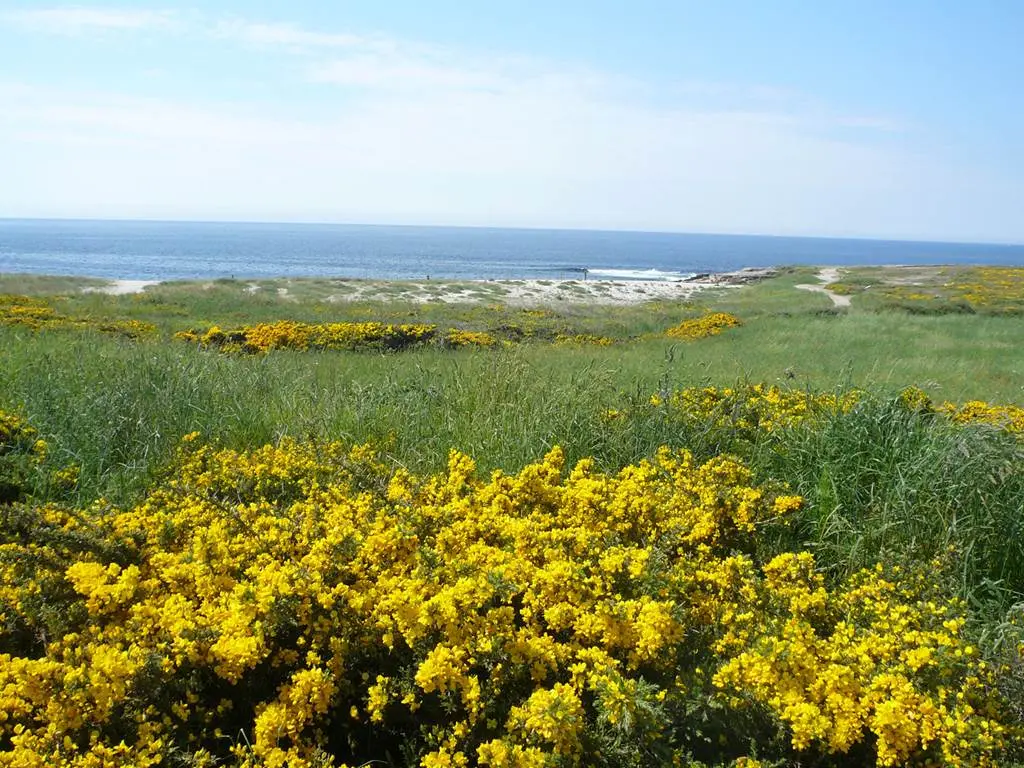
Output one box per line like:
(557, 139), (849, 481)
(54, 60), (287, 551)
(795, 268), (851, 307)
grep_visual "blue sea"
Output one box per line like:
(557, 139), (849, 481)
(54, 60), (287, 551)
(1, 219), (1022, 282)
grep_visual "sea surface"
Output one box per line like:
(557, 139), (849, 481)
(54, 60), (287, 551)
(1, 219), (1022, 282)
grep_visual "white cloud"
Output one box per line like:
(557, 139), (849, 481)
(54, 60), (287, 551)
(3, 7), (175, 34)
(1, 10), (1019, 240)
(5, 78), (1016, 242)
(212, 19), (373, 50)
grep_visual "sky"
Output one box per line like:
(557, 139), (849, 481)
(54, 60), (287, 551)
(1, 1), (1022, 243)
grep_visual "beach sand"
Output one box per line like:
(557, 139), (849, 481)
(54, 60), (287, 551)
(323, 268), (777, 306)
(85, 279), (162, 296)
(79, 268), (776, 305)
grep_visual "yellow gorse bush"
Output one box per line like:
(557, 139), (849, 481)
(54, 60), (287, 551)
(176, 322), (621, 354)
(553, 333), (614, 347)
(175, 320), (438, 353)
(900, 387), (1024, 435)
(1, 432), (1016, 767)
(0, 294), (155, 339)
(873, 267), (1024, 314)
(443, 330), (498, 348)
(647, 384), (861, 434)
(714, 557), (1004, 767)
(938, 400), (1024, 434)
(939, 266), (1024, 312)
(636, 384), (1022, 441)
(665, 313), (741, 341)
(0, 409), (51, 504)
(0, 410), (45, 457)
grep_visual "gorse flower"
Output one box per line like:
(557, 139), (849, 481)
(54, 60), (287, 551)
(644, 384), (861, 435)
(443, 329), (498, 347)
(176, 321), (620, 353)
(871, 267), (1024, 315)
(175, 320), (438, 353)
(0, 408), (81, 503)
(0, 424), (1017, 767)
(665, 313), (742, 341)
(898, 386), (1024, 435)
(0, 294), (155, 339)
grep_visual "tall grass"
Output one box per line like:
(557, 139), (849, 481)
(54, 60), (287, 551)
(599, 390), (1024, 606)
(3, 328), (1022, 616)
(0, 331), (648, 502)
(4, 266), (1024, 624)
(756, 402), (1024, 612)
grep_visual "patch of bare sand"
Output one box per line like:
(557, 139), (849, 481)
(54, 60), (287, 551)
(323, 280), (718, 305)
(324, 270), (774, 306)
(83, 280), (161, 295)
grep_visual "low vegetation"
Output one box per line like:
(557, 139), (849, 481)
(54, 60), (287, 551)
(1, 266), (1023, 767)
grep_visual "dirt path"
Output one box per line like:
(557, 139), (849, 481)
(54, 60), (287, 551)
(795, 268), (851, 307)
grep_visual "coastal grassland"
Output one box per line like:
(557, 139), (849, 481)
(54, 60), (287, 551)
(824, 265), (1024, 315)
(0, 273), (109, 294)
(690, 266), (838, 317)
(2, 305), (1023, 608)
(1, 266), (1022, 500)
(0, 275), (705, 340)
(670, 311), (1022, 401)
(2, 267), (1024, 767)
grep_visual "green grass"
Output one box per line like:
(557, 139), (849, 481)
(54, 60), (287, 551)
(2, 266), (1024, 767)
(671, 312), (1023, 402)
(757, 404), (1024, 611)
(2, 267), (1023, 605)
(0, 274), (110, 294)
(691, 266), (836, 317)
(4, 327), (1023, 614)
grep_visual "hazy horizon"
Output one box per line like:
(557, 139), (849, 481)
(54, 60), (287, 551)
(4, 215), (1024, 249)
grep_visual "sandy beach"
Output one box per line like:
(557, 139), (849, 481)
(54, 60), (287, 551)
(84, 279), (162, 296)
(89, 267), (777, 305)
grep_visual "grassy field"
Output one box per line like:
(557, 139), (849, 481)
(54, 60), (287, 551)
(2, 265), (1023, 767)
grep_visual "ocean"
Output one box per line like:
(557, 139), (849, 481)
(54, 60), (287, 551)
(1, 219), (1022, 282)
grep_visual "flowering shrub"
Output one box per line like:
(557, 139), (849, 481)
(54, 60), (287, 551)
(0, 410), (80, 506)
(553, 333), (614, 346)
(938, 400), (1024, 434)
(899, 387), (1024, 435)
(715, 558), (1006, 767)
(633, 384), (1024, 443)
(822, 282), (862, 296)
(0, 433), (1017, 767)
(0, 409), (49, 503)
(0, 410), (44, 456)
(646, 384), (861, 435)
(872, 267), (1024, 315)
(177, 321), (619, 353)
(443, 329), (498, 347)
(665, 313), (742, 341)
(176, 320), (438, 353)
(0, 294), (155, 339)
(940, 267), (1024, 313)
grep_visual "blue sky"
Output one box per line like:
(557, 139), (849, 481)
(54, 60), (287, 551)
(1, 2), (1022, 242)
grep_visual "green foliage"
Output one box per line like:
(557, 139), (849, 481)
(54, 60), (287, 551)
(2, 265), (1024, 766)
